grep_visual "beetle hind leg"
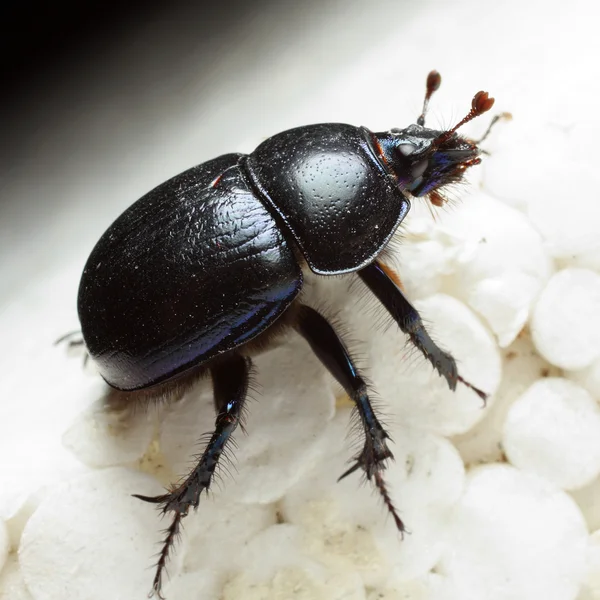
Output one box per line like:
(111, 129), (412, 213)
(294, 304), (405, 535)
(54, 330), (91, 367)
(133, 354), (251, 598)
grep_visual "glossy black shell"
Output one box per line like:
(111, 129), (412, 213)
(246, 124), (409, 274)
(78, 124), (411, 391)
(78, 154), (303, 390)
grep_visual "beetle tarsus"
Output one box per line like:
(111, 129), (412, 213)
(374, 471), (406, 536)
(150, 510), (183, 599)
(338, 440), (405, 536)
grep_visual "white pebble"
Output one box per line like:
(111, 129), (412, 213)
(162, 570), (220, 600)
(578, 529), (600, 599)
(62, 397), (158, 468)
(19, 468), (169, 600)
(482, 122), (560, 213)
(0, 555), (33, 600)
(438, 464), (588, 600)
(433, 193), (551, 347)
(221, 524), (367, 600)
(483, 123), (600, 270)
(570, 475), (600, 533)
(392, 216), (454, 300)
(527, 163), (600, 268)
(0, 518), (8, 573)
(366, 294), (501, 436)
(281, 410), (465, 586)
(182, 498), (276, 574)
(453, 333), (556, 466)
(0, 353), (96, 521)
(467, 271), (541, 347)
(504, 378), (600, 489)
(531, 269), (600, 370)
(568, 357), (600, 400)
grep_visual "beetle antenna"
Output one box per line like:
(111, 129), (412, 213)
(471, 111), (512, 145)
(433, 91), (495, 148)
(417, 70), (442, 127)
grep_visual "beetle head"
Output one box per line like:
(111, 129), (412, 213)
(373, 72), (497, 206)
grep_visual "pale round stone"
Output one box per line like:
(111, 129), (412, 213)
(531, 269), (600, 370)
(570, 475), (600, 533)
(568, 357), (600, 401)
(467, 271), (540, 348)
(438, 464), (588, 600)
(504, 378), (600, 489)
(453, 333), (557, 467)
(62, 396), (158, 468)
(182, 499), (277, 574)
(578, 529), (600, 599)
(482, 122), (561, 213)
(222, 524), (367, 600)
(0, 555), (34, 600)
(19, 468), (171, 600)
(432, 193), (551, 348)
(281, 410), (466, 587)
(0, 518), (8, 574)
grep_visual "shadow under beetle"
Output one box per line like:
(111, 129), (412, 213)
(75, 71), (501, 598)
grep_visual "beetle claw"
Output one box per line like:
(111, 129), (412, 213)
(132, 492), (172, 506)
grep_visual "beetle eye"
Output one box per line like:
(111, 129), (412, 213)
(398, 143), (416, 156)
(409, 175), (423, 191)
(411, 158), (429, 179)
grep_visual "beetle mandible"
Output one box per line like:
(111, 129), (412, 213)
(75, 71), (499, 597)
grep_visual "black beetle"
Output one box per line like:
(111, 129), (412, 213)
(74, 71), (498, 597)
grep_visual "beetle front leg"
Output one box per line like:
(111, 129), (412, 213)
(133, 354), (251, 598)
(294, 304), (405, 535)
(359, 261), (487, 401)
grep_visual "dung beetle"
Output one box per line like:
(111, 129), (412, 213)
(74, 71), (499, 597)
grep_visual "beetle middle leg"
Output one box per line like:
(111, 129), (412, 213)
(294, 304), (405, 534)
(54, 330), (90, 367)
(133, 354), (251, 598)
(359, 260), (487, 401)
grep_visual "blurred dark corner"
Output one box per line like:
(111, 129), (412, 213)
(3, 0), (272, 108)
(0, 0), (280, 209)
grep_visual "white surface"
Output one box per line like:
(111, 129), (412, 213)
(19, 469), (168, 600)
(531, 268), (600, 370)
(437, 465), (588, 600)
(1, 0), (599, 598)
(503, 378), (600, 490)
(0, 521), (8, 575)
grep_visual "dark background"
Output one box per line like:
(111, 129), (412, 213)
(4, 1), (265, 107)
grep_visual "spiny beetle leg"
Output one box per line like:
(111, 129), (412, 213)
(294, 304), (405, 535)
(359, 261), (487, 403)
(133, 354), (251, 599)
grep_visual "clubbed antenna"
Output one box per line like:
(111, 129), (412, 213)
(417, 70), (442, 126)
(433, 91), (495, 148)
